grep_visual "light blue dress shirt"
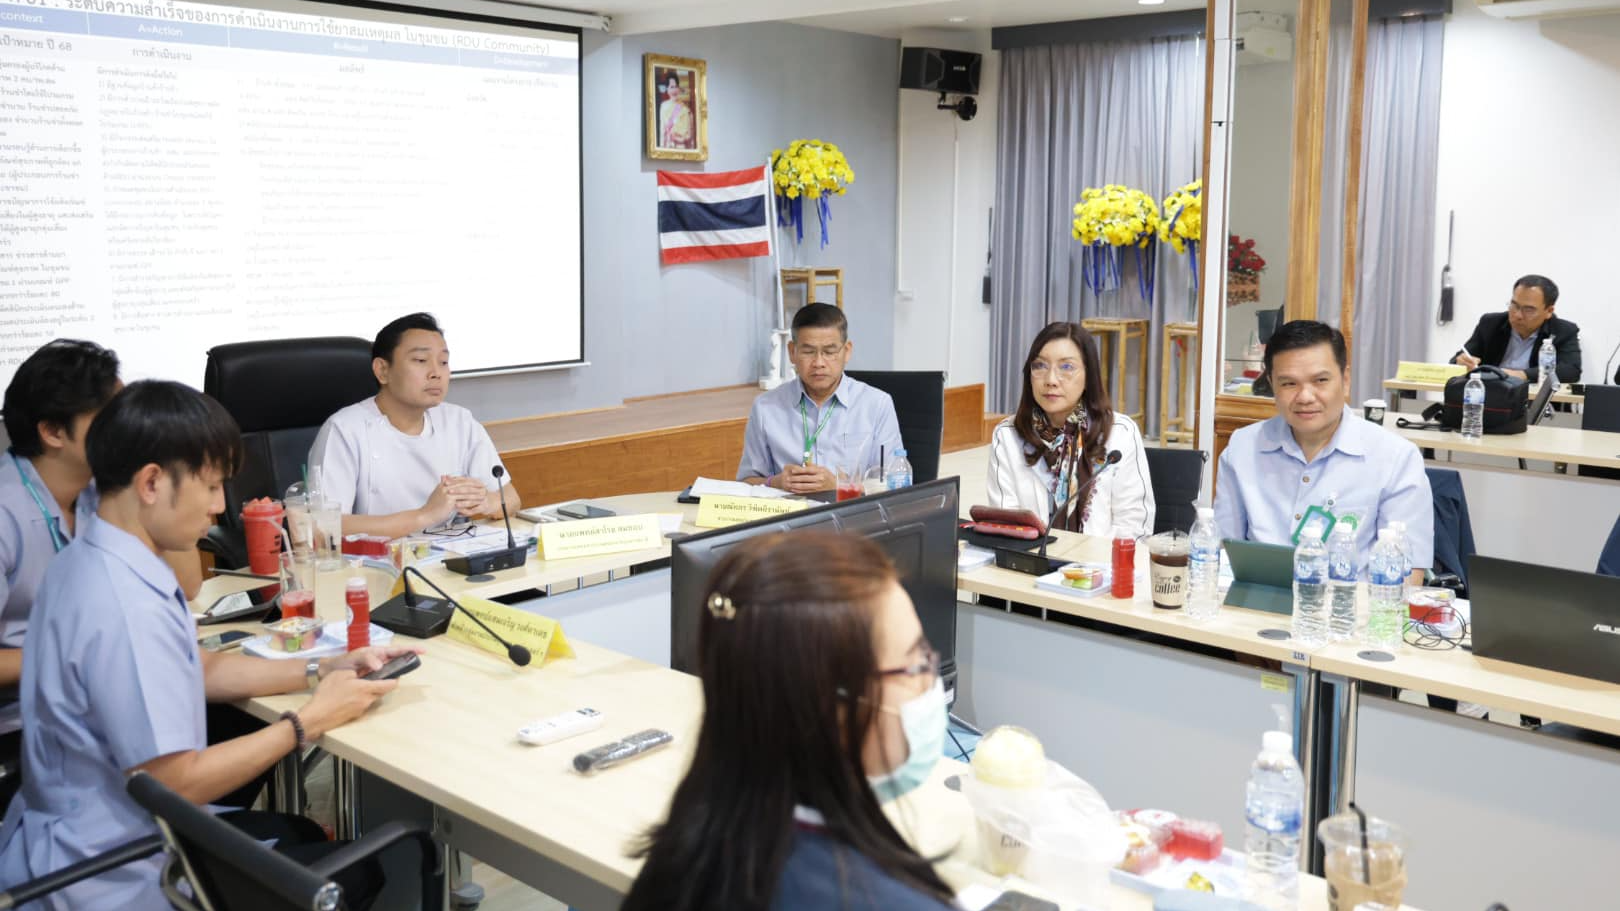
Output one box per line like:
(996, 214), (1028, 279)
(0, 454), (98, 736)
(736, 376), (903, 481)
(0, 516), (206, 909)
(1215, 407), (1434, 571)
(1500, 330), (1536, 372)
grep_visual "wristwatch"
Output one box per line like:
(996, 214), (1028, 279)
(305, 658), (322, 690)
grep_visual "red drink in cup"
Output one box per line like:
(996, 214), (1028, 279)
(281, 589), (315, 620)
(836, 480), (864, 501)
(241, 498), (284, 598)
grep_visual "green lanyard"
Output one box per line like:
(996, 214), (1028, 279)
(799, 398), (838, 465)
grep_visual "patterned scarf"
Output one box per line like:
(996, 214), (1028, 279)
(1033, 406), (1093, 532)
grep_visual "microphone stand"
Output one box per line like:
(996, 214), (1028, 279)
(372, 566), (532, 666)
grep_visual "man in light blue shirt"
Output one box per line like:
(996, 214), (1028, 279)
(0, 381), (412, 908)
(738, 304), (903, 494)
(1216, 321), (1433, 577)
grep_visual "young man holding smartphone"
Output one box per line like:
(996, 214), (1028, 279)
(0, 381), (420, 909)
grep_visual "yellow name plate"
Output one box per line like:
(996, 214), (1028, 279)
(536, 514), (663, 560)
(1395, 361), (1466, 384)
(695, 494), (810, 529)
(447, 595), (574, 668)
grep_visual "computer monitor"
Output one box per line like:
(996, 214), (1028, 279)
(670, 477), (961, 689)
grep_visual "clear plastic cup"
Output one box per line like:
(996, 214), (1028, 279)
(1319, 812), (1408, 911)
(1147, 530), (1191, 610)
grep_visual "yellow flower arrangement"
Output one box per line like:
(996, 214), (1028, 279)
(1071, 185), (1161, 250)
(772, 139), (855, 248)
(1158, 179), (1202, 254)
(770, 139), (854, 202)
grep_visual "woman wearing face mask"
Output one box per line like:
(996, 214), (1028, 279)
(623, 531), (954, 911)
(988, 321), (1156, 536)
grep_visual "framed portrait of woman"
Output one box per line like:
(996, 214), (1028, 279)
(644, 54), (707, 161)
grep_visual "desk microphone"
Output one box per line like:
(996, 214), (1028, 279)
(442, 466), (529, 577)
(1039, 449), (1124, 558)
(1604, 337), (1620, 387)
(494, 465), (516, 550)
(381, 565), (531, 666)
(998, 450), (1124, 577)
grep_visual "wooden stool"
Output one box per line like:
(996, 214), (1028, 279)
(780, 267), (844, 308)
(1159, 322), (1199, 446)
(1081, 317), (1148, 427)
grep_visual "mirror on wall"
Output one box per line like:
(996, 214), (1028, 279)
(1219, 0), (1298, 397)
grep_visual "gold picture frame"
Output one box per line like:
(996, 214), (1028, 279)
(645, 54), (708, 161)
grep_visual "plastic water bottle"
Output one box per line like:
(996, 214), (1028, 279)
(1244, 729), (1304, 910)
(1387, 519), (1413, 593)
(1538, 338), (1558, 421)
(1365, 529), (1405, 651)
(1325, 517), (1359, 642)
(1186, 507), (1222, 622)
(884, 448), (913, 490)
(1461, 372), (1485, 441)
(1291, 521), (1329, 649)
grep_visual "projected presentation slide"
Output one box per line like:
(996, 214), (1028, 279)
(0, 0), (582, 389)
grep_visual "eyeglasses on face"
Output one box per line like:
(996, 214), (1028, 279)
(877, 644), (939, 681)
(1030, 360), (1082, 378)
(1508, 302), (1546, 318)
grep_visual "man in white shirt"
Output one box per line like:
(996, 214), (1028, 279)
(309, 313), (519, 538)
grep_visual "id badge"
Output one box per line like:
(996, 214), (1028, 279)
(1291, 505), (1338, 545)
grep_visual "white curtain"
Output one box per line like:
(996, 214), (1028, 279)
(991, 37), (1205, 429)
(1350, 16), (1445, 404)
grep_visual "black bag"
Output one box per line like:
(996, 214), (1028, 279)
(1440, 366), (1529, 434)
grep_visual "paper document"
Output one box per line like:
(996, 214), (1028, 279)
(690, 477), (791, 499)
(433, 527), (534, 556)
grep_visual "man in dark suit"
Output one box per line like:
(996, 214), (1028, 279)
(1452, 274), (1580, 383)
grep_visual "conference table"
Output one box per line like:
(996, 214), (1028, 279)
(1382, 376), (1584, 412)
(1387, 419), (1620, 473)
(953, 526), (1620, 911)
(190, 568), (1375, 911)
(189, 459), (1620, 910)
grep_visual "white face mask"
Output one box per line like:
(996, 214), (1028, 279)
(867, 678), (947, 803)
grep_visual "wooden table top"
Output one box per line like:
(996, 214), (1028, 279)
(1388, 421), (1620, 470)
(1311, 639), (1620, 738)
(1382, 376), (1584, 405)
(958, 531), (1305, 665)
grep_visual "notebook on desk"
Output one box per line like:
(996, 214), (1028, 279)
(1469, 555), (1620, 685)
(1223, 539), (1295, 616)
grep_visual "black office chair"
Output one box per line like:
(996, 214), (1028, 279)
(1143, 447), (1206, 534)
(127, 772), (442, 911)
(202, 337), (377, 568)
(846, 370), (945, 483)
(0, 834), (163, 907)
(1578, 384), (1620, 482)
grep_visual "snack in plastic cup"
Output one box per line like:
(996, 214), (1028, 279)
(1061, 563), (1106, 590)
(262, 616), (322, 652)
(970, 726), (1047, 874)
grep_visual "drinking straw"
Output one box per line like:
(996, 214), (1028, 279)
(1350, 801), (1372, 886)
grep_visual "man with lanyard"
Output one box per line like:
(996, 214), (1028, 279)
(0, 381), (412, 908)
(0, 341), (202, 810)
(1215, 320), (1432, 582)
(738, 304), (902, 494)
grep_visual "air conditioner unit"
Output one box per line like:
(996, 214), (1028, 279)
(1236, 11), (1293, 65)
(1476, 0), (1620, 18)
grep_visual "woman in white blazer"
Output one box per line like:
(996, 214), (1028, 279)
(987, 321), (1156, 537)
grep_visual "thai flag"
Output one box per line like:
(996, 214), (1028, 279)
(657, 167), (773, 265)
